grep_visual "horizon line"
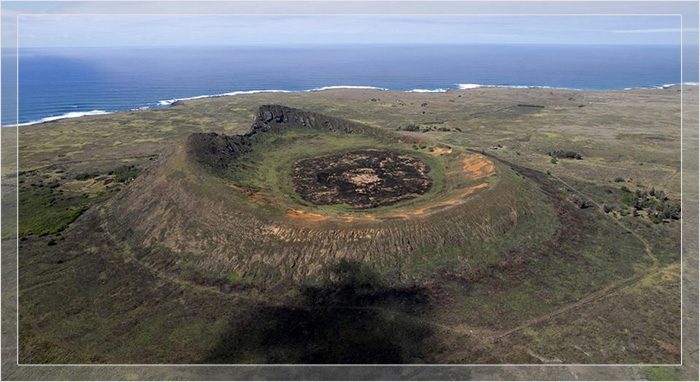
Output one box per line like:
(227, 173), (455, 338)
(7, 42), (695, 50)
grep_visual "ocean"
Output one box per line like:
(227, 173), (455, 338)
(2, 44), (697, 126)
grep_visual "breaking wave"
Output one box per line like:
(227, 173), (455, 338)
(12, 110), (113, 127)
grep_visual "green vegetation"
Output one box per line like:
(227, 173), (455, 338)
(112, 165), (141, 182)
(223, 127), (452, 218)
(620, 188), (680, 223)
(75, 172), (99, 180)
(397, 124), (420, 132)
(640, 366), (683, 381)
(13, 185), (90, 238)
(548, 150), (583, 160)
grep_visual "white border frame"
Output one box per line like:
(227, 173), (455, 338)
(13, 13), (685, 368)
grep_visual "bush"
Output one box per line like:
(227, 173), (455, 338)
(75, 173), (98, 181)
(621, 193), (636, 206)
(569, 194), (591, 209)
(549, 150), (583, 160)
(398, 124), (420, 132)
(113, 165), (141, 183)
(661, 203), (681, 220)
(624, 187), (680, 221)
(614, 177), (625, 183)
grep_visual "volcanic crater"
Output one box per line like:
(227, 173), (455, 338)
(100, 105), (511, 287)
(292, 149), (433, 209)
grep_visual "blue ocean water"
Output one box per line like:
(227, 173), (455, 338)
(2, 44), (697, 126)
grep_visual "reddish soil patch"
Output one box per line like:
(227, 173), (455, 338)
(462, 154), (496, 180)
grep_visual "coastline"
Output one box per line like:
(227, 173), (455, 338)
(7, 82), (698, 128)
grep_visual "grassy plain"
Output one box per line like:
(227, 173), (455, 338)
(1, 85), (696, 380)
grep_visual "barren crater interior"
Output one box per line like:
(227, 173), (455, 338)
(292, 149), (433, 209)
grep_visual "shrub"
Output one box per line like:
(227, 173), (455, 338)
(75, 173), (98, 181)
(661, 203), (681, 220)
(549, 150), (583, 160)
(517, 104), (545, 108)
(113, 165), (141, 183)
(398, 124), (421, 132)
(621, 193), (636, 206)
(569, 194), (591, 209)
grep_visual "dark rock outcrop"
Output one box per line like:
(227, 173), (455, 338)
(186, 132), (253, 173)
(249, 104), (380, 136)
(187, 105), (402, 174)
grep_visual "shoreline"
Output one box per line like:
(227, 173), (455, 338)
(7, 82), (698, 128)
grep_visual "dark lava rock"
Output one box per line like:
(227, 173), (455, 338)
(186, 132), (253, 173)
(292, 150), (432, 209)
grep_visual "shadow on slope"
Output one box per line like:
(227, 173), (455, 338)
(202, 260), (435, 364)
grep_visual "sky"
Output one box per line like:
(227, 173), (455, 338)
(13, 14), (692, 47)
(1, 1), (698, 48)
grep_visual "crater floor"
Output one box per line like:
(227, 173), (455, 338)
(292, 149), (433, 209)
